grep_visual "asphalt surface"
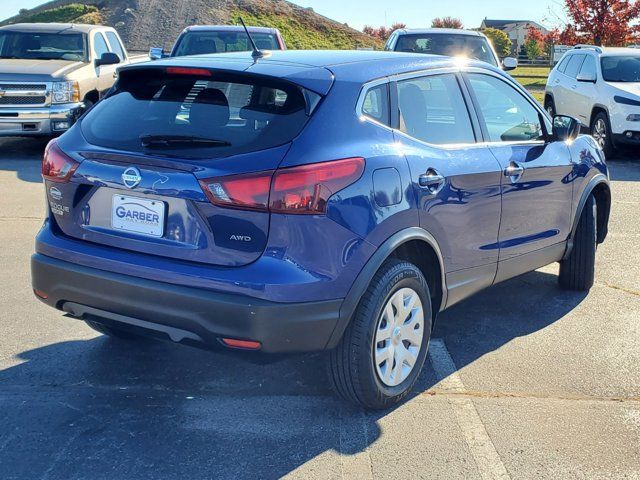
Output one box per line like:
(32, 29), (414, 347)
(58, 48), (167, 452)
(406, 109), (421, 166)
(0, 137), (638, 479)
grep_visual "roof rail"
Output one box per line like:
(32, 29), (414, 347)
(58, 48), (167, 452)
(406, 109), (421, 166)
(573, 44), (603, 53)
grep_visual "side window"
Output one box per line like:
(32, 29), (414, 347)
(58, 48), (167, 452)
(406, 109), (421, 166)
(564, 54), (586, 78)
(93, 32), (109, 58)
(556, 55), (570, 73)
(579, 55), (597, 79)
(397, 74), (475, 145)
(467, 73), (545, 142)
(361, 84), (389, 125)
(105, 31), (125, 60)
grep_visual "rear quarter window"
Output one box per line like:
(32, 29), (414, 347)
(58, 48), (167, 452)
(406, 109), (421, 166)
(80, 69), (318, 159)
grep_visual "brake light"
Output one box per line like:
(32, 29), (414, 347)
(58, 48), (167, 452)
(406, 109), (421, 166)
(42, 141), (79, 183)
(199, 171), (273, 211)
(199, 158), (365, 214)
(166, 67), (212, 77)
(270, 157), (364, 214)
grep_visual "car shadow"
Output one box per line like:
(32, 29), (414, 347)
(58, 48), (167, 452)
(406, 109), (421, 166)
(0, 270), (586, 478)
(0, 137), (48, 183)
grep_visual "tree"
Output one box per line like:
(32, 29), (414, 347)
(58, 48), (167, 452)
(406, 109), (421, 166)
(431, 17), (463, 29)
(362, 22), (407, 42)
(563, 0), (640, 46)
(525, 26), (546, 60)
(483, 28), (512, 57)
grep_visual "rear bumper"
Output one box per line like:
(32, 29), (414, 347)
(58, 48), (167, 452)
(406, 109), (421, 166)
(31, 253), (343, 353)
(0, 103), (84, 136)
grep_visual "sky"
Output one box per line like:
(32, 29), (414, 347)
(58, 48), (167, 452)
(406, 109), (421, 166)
(0, 0), (566, 30)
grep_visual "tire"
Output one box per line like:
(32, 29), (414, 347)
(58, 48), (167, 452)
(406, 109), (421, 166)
(328, 259), (433, 410)
(591, 111), (616, 158)
(559, 194), (597, 291)
(85, 320), (143, 340)
(544, 97), (556, 118)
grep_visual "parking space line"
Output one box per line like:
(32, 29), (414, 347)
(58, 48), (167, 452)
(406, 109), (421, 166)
(429, 339), (510, 480)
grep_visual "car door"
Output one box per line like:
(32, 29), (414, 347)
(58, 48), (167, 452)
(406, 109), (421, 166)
(392, 71), (504, 305)
(93, 31), (117, 93)
(560, 54), (586, 119)
(464, 72), (574, 281)
(105, 30), (128, 65)
(573, 55), (598, 125)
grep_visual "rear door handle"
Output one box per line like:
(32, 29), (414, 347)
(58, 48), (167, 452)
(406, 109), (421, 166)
(419, 168), (445, 194)
(503, 161), (525, 183)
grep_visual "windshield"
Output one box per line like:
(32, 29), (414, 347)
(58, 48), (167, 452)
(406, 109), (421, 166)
(394, 33), (498, 67)
(173, 31), (279, 56)
(80, 69), (317, 159)
(0, 31), (86, 61)
(601, 55), (640, 82)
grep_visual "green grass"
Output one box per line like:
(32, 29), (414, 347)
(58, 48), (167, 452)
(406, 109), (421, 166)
(511, 66), (550, 106)
(17, 4), (102, 24)
(230, 10), (381, 50)
(511, 66), (551, 77)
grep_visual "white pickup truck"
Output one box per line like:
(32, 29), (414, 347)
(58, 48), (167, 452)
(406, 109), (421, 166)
(0, 22), (144, 137)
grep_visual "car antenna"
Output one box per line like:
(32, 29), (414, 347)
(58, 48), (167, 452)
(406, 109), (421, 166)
(238, 17), (269, 60)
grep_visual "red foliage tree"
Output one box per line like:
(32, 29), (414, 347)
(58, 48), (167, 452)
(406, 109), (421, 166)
(362, 22), (407, 41)
(564, 0), (640, 46)
(431, 17), (464, 29)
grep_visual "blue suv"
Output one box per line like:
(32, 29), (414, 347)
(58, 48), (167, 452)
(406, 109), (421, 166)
(31, 51), (611, 409)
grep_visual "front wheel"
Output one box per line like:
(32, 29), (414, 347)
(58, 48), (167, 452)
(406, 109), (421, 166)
(591, 112), (616, 158)
(559, 195), (597, 291)
(328, 259), (432, 409)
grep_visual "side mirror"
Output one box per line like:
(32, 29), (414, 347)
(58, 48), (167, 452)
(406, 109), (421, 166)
(552, 115), (581, 142)
(149, 47), (166, 60)
(576, 71), (596, 83)
(502, 57), (518, 71)
(95, 52), (120, 67)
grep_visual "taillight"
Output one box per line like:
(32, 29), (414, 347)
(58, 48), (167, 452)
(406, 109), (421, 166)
(270, 157), (364, 214)
(199, 158), (365, 215)
(199, 171), (273, 211)
(42, 141), (79, 183)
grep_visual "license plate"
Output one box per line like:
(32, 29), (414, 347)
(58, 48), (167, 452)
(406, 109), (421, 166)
(111, 195), (165, 237)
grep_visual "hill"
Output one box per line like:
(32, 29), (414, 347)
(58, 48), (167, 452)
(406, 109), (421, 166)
(0, 0), (382, 51)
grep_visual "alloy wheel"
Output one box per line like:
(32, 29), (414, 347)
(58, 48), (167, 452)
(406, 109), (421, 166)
(592, 118), (607, 149)
(373, 287), (424, 387)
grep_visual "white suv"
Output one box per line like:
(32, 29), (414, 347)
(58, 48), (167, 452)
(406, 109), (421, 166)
(545, 46), (640, 156)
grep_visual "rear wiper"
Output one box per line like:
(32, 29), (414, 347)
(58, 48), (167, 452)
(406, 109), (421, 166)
(140, 135), (231, 148)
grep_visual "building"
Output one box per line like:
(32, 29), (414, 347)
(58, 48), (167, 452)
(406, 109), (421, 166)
(480, 19), (549, 55)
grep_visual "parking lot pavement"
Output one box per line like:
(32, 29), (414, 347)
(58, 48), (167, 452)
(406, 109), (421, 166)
(0, 137), (638, 479)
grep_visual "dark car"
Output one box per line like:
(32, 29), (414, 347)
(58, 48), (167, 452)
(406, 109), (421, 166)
(32, 50), (611, 409)
(149, 25), (286, 59)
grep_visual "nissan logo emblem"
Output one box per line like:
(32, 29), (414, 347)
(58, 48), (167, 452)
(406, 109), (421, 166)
(122, 167), (142, 189)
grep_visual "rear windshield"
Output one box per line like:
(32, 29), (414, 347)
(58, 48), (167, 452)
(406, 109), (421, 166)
(601, 55), (640, 82)
(394, 34), (498, 67)
(0, 31), (87, 61)
(80, 69), (317, 159)
(173, 31), (279, 56)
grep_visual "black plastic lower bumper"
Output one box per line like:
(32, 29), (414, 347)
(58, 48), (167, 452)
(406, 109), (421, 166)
(31, 253), (343, 353)
(613, 132), (640, 146)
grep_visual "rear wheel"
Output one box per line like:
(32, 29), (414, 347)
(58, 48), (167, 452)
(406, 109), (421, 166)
(591, 112), (616, 158)
(544, 97), (556, 117)
(85, 320), (143, 340)
(559, 194), (597, 291)
(328, 259), (432, 409)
